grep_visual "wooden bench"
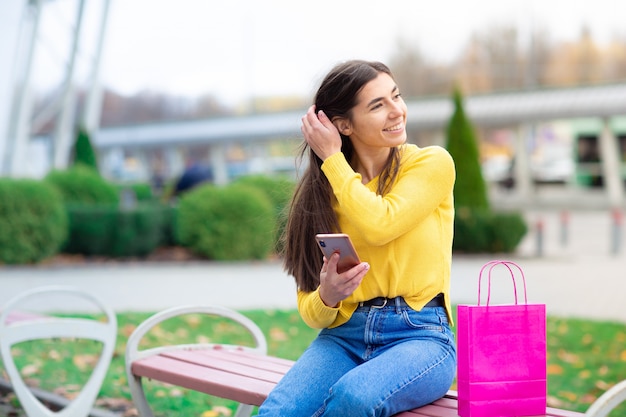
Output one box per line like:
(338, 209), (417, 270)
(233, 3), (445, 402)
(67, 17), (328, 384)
(125, 305), (595, 417)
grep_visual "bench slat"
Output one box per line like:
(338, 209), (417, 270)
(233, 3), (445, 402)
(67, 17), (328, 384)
(3, 311), (48, 325)
(132, 355), (272, 406)
(194, 348), (295, 370)
(395, 393), (459, 416)
(546, 407), (587, 417)
(161, 350), (288, 383)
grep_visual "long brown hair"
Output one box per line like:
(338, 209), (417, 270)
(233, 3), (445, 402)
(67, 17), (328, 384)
(281, 60), (401, 291)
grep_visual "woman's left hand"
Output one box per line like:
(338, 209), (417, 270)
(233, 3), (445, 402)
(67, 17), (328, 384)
(318, 253), (369, 308)
(301, 105), (342, 161)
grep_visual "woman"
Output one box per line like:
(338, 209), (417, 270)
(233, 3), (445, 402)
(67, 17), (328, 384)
(257, 60), (456, 417)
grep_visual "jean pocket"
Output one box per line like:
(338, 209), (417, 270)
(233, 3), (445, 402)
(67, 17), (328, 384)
(401, 307), (448, 331)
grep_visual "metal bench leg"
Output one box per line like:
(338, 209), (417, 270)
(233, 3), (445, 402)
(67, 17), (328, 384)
(128, 374), (155, 417)
(585, 380), (626, 417)
(234, 404), (255, 417)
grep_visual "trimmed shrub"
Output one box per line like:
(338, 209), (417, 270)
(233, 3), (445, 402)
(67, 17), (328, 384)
(445, 88), (490, 210)
(64, 202), (170, 257)
(453, 208), (527, 253)
(45, 165), (119, 205)
(177, 183), (275, 260)
(72, 126), (99, 172)
(445, 87), (528, 253)
(115, 182), (154, 202)
(233, 175), (295, 253)
(0, 179), (68, 264)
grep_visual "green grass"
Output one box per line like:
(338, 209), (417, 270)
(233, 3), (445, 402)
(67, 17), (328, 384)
(1, 309), (625, 416)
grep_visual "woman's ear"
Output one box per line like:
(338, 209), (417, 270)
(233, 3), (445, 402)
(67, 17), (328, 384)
(332, 117), (352, 136)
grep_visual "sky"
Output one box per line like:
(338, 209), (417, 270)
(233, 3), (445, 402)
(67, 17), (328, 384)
(31, 0), (626, 106)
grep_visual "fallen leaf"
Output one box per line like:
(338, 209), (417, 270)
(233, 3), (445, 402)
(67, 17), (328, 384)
(73, 354), (98, 370)
(121, 324), (137, 338)
(174, 328), (189, 338)
(580, 394), (597, 405)
(21, 364), (40, 377)
(547, 395), (565, 407)
(270, 327), (288, 342)
(185, 315), (202, 328)
(169, 388), (184, 397)
(558, 391), (578, 402)
(547, 364), (563, 375)
(557, 349), (582, 365)
(201, 406), (232, 417)
(212, 406), (233, 416)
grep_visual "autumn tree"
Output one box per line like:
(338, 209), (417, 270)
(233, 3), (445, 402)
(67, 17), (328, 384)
(389, 38), (453, 97)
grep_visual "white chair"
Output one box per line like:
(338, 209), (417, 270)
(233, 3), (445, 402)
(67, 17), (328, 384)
(585, 379), (626, 417)
(0, 286), (117, 417)
(125, 305), (267, 417)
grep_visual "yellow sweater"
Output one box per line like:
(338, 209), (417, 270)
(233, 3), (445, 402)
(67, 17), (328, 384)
(297, 144), (455, 329)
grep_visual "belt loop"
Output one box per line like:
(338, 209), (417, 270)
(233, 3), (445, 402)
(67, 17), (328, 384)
(394, 297), (402, 313)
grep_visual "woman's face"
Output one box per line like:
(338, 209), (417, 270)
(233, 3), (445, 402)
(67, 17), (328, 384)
(339, 72), (407, 152)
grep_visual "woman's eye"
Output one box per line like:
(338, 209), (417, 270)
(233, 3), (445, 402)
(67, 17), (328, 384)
(394, 93), (402, 100)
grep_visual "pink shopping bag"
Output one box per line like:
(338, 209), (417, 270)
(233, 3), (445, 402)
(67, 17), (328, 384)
(457, 260), (547, 417)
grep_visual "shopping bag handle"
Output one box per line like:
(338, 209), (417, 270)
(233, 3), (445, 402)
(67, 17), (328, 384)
(478, 260), (528, 306)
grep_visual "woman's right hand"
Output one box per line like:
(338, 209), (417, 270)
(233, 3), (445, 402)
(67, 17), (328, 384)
(301, 105), (342, 161)
(318, 253), (370, 308)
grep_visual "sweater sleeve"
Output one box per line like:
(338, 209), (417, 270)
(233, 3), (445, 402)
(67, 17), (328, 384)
(297, 288), (341, 329)
(321, 146), (455, 246)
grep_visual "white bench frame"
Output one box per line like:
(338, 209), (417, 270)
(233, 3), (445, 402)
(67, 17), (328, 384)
(0, 285), (117, 417)
(125, 305), (267, 417)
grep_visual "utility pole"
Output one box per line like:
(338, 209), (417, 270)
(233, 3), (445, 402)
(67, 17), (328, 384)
(82, 0), (112, 135)
(3, 0), (43, 177)
(52, 0), (87, 170)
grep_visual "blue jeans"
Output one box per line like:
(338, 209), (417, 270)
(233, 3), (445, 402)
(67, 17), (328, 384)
(256, 298), (456, 417)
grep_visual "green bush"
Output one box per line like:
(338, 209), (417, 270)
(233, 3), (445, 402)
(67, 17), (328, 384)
(158, 204), (179, 246)
(0, 179), (68, 264)
(453, 208), (527, 253)
(177, 183), (275, 260)
(63, 202), (170, 257)
(45, 165), (119, 205)
(115, 182), (154, 202)
(72, 126), (99, 172)
(445, 88), (490, 210)
(233, 175), (295, 253)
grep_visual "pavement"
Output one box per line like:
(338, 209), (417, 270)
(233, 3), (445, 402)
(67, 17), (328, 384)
(1, 208), (625, 323)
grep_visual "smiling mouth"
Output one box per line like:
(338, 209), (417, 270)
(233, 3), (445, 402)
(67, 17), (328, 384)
(383, 123), (404, 132)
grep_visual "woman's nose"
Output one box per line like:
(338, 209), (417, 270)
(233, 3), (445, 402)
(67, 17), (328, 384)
(389, 101), (405, 117)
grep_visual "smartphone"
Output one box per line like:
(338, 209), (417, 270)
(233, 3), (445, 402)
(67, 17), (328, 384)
(315, 233), (361, 273)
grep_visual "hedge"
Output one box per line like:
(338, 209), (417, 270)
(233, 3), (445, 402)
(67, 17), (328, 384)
(0, 179), (68, 264)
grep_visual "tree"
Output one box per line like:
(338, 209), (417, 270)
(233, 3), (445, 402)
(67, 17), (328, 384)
(389, 38), (452, 97)
(445, 88), (490, 210)
(72, 126), (99, 172)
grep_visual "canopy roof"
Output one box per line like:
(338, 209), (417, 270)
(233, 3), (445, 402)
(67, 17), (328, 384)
(94, 83), (626, 149)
